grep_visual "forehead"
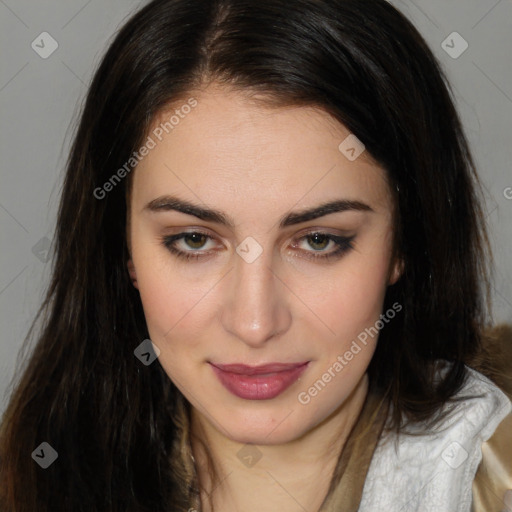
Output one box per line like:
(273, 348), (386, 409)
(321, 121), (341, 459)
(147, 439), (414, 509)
(131, 85), (392, 216)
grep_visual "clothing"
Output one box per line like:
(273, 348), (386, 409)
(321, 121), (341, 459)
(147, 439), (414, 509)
(473, 411), (512, 512)
(182, 360), (512, 511)
(319, 365), (512, 512)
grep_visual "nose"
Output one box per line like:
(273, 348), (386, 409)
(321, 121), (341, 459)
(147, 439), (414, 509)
(220, 248), (291, 348)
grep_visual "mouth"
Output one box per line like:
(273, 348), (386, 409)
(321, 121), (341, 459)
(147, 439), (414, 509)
(209, 361), (310, 400)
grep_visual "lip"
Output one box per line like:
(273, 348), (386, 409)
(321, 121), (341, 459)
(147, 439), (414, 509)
(210, 361), (309, 400)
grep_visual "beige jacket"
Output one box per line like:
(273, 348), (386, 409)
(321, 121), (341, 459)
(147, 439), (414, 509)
(178, 325), (512, 511)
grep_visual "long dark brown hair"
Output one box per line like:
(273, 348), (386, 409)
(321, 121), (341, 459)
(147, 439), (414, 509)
(0, 0), (492, 510)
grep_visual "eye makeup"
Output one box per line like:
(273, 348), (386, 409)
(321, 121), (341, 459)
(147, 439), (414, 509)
(160, 230), (356, 263)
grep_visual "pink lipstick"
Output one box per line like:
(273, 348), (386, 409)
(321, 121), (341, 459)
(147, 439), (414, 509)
(210, 362), (309, 400)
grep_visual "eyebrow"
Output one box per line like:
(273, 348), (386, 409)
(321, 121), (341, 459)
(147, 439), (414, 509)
(143, 195), (373, 229)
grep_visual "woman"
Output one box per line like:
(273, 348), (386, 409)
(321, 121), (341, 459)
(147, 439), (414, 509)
(0, 0), (510, 510)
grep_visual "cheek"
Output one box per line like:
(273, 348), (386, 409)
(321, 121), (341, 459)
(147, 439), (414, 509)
(135, 268), (210, 383)
(341, 258), (390, 324)
(297, 248), (392, 348)
(129, 235), (202, 342)
(137, 270), (207, 341)
(295, 257), (390, 412)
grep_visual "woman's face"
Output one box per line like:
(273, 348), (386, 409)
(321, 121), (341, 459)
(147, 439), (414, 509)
(127, 85), (400, 445)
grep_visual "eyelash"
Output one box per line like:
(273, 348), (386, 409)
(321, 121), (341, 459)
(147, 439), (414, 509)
(160, 230), (355, 262)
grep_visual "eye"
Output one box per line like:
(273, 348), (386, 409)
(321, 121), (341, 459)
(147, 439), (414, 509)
(160, 231), (355, 262)
(291, 232), (355, 261)
(161, 231), (217, 261)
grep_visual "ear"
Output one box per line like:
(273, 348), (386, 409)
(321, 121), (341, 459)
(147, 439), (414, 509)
(388, 258), (403, 286)
(127, 259), (139, 289)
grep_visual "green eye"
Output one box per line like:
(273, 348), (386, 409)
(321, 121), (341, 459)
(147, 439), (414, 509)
(294, 233), (355, 261)
(161, 231), (213, 260)
(305, 233), (331, 251)
(161, 231), (355, 262)
(181, 233), (208, 250)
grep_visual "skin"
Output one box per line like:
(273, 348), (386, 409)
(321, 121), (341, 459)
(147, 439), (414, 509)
(127, 83), (401, 511)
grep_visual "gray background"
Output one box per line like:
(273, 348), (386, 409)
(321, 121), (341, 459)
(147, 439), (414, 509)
(1, 0), (511, 416)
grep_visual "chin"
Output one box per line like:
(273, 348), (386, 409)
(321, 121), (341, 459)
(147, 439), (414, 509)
(228, 428), (300, 446)
(218, 409), (313, 446)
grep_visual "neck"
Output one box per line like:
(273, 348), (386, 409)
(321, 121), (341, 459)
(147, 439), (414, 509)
(190, 374), (369, 512)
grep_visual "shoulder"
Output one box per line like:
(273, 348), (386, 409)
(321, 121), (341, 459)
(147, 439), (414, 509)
(469, 323), (512, 511)
(359, 364), (512, 512)
(472, 410), (512, 512)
